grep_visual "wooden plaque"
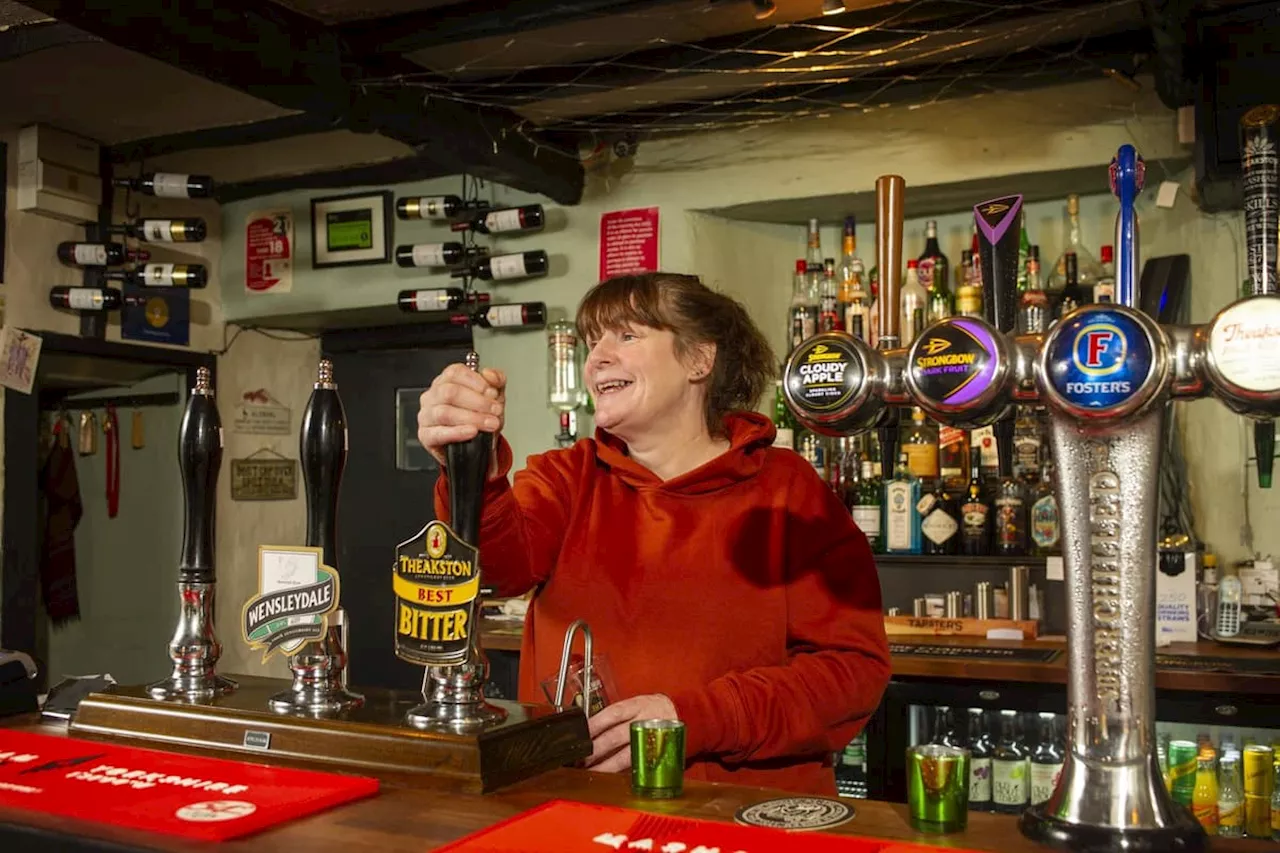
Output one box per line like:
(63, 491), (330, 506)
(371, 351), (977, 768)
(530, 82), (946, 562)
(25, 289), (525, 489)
(884, 615), (1040, 639)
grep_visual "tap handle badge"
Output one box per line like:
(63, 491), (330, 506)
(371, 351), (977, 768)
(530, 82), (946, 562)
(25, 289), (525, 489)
(1109, 145), (1145, 309)
(1242, 105), (1280, 297)
(973, 194), (1022, 335)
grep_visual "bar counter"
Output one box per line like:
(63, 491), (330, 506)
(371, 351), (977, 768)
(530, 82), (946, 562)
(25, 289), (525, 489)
(0, 715), (1270, 853)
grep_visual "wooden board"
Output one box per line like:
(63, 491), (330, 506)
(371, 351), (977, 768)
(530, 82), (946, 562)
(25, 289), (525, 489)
(884, 615), (1039, 639)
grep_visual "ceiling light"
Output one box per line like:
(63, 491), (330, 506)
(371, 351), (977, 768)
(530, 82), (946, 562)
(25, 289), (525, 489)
(822, 0), (846, 14)
(752, 0), (776, 20)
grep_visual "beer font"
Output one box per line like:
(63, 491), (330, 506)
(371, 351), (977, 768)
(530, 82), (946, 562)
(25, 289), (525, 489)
(147, 367), (237, 701)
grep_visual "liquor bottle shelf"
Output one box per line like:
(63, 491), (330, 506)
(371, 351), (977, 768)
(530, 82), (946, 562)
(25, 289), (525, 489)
(876, 554), (1050, 570)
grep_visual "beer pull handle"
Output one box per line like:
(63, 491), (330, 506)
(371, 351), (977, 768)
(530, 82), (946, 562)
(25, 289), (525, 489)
(147, 366), (236, 701)
(446, 350), (492, 548)
(875, 175), (906, 470)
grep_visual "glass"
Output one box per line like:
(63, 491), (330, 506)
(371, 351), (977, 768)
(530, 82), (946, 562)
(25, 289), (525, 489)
(908, 744), (970, 833)
(540, 652), (618, 717)
(631, 719), (685, 798)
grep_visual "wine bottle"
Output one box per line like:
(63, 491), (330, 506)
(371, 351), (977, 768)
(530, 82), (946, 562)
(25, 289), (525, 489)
(450, 250), (548, 282)
(114, 172), (213, 199)
(49, 286), (123, 311)
(453, 302), (547, 329)
(108, 218), (207, 243)
(105, 263), (208, 289)
(397, 288), (490, 313)
(450, 204), (545, 235)
(396, 195), (466, 220)
(56, 241), (150, 267)
(394, 242), (483, 268)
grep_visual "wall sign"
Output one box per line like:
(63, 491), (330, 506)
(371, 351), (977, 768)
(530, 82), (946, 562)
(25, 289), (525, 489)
(310, 190), (393, 268)
(245, 209), (293, 294)
(122, 286), (190, 346)
(0, 327), (41, 394)
(231, 450), (297, 501)
(233, 389), (291, 435)
(599, 207), (659, 281)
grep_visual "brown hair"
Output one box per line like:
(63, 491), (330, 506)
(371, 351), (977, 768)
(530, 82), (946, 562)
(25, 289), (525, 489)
(576, 272), (775, 436)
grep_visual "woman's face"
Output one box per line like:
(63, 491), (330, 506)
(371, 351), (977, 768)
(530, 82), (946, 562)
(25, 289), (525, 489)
(584, 324), (708, 440)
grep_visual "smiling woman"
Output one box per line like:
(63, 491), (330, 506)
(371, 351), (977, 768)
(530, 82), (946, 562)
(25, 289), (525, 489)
(419, 272), (890, 796)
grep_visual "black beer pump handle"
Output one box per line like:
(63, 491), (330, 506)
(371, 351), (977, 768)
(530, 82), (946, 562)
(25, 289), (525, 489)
(974, 195), (1024, 477)
(446, 351), (493, 547)
(300, 359), (347, 569)
(178, 367), (221, 583)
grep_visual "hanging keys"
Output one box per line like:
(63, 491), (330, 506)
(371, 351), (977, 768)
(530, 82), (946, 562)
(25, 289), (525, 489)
(77, 411), (98, 456)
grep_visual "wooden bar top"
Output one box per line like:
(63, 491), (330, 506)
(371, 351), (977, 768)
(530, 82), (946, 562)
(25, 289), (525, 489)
(0, 717), (1268, 853)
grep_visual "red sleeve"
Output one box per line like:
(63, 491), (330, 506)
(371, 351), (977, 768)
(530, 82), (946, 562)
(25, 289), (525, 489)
(433, 436), (576, 599)
(669, 480), (890, 763)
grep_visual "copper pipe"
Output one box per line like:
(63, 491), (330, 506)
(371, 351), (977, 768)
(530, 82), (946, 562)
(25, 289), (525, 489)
(875, 175), (905, 349)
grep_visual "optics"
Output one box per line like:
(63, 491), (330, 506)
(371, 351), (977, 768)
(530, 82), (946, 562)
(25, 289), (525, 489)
(751, 0), (776, 20)
(821, 0), (846, 14)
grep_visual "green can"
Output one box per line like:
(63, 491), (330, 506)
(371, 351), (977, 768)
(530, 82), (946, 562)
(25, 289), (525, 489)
(1167, 740), (1198, 806)
(631, 719), (685, 799)
(907, 744), (970, 834)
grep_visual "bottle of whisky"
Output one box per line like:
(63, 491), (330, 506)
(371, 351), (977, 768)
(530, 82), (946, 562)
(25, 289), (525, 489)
(853, 455), (883, 554)
(836, 216), (869, 340)
(902, 407), (940, 483)
(960, 447), (990, 556)
(1017, 245), (1049, 334)
(1012, 406), (1042, 482)
(883, 451), (921, 555)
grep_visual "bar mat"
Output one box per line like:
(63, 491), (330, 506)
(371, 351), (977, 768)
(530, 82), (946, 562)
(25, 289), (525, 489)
(1156, 655), (1280, 675)
(890, 643), (1060, 663)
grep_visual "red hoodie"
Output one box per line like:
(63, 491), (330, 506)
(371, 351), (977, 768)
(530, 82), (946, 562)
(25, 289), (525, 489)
(434, 411), (890, 795)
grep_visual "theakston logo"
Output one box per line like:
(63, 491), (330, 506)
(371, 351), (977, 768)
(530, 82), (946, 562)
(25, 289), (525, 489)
(1072, 324), (1127, 376)
(921, 337), (952, 356)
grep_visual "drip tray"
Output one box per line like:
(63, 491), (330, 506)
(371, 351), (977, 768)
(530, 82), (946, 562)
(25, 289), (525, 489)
(890, 644), (1060, 663)
(1156, 655), (1280, 675)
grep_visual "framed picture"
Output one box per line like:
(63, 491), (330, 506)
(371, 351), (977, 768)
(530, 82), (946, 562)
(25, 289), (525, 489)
(310, 190), (393, 268)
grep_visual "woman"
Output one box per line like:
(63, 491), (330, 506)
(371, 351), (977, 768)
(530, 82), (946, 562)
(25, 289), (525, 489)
(418, 272), (889, 796)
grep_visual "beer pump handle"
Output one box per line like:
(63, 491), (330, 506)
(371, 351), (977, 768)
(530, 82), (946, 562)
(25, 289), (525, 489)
(301, 359), (347, 569)
(875, 176), (906, 469)
(1242, 107), (1280, 488)
(178, 366), (220, 583)
(1109, 144), (1146, 309)
(446, 351), (493, 547)
(973, 195), (1024, 476)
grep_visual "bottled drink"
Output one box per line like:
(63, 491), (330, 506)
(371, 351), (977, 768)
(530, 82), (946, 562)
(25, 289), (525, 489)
(955, 283), (982, 318)
(853, 456), (883, 553)
(900, 259), (928, 347)
(938, 426), (969, 491)
(1095, 244), (1116, 303)
(1219, 755), (1244, 838)
(1017, 215), (1031, 293)
(771, 380), (797, 450)
(788, 259), (818, 353)
(967, 708), (994, 812)
(960, 447), (990, 556)
(1046, 193), (1102, 296)
(396, 195), (465, 219)
(837, 216), (869, 340)
(920, 479), (959, 555)
(1012, 405), (1042, 482)
(114, 172), (213, 199)
(49, 286), (122, 311)
(883, 451), (921, 555)
(450, 204), (544, 235)
(397, 288), (488, 313)
(930, 706), (962, 748)
(806, 218), (823, 271)
(1018, 245), (1049, 334)
(450, 250), (548, 282)
(837, 732), (868, 799)
(917, 220), (950, 308)
(108, 218), (206, 243)
(1056, 252), (1092, 319)
(456, 302), (546, 329)
(818, 258), (840, 332)
(992, 710), (1029, 814)
(1029, 713), (1064, 806)
(993, 471), (1027, 557)
(1030, 459), (1061, 556)
(1192, 745), (1220, 835)
(395, 242), (476, 268)
(902, 407), (939, 482)
(105, 263), (207, 288)
(56, 241), (148, 267)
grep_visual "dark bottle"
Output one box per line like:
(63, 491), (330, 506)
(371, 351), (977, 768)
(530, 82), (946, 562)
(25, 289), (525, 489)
(301, 360), (346, 568)
(1056, 252), (1092, 318)
(109, 218), (207, 243)
(920, 479), (959, 555)
(960, 446), (991, 556)
(114, 172), (213, 199)
(992, 710), (1029, 814)
(929, 706), (963, 748)
(397, 288), (490, 313)
(967, 708), (995, 812)
(450, 204), (545, 235)
(852, 455), (883, 554)
(450, 250), (548, 282)
(396, 195), (465, 220)
(1030, 459), (1061, 556)
(105, 263), (208, 289)
(446, 352), (493, 547)
(178, 366), (220, 584)
(49, 286), (122, 312)
(454, 302), (548, 330)
(993, 465), (1028, 557)
(395, 242), (479, 268)
(1029, 712), (1065, 806)
(917, 219), (950, 306)
(57, 241), (149, 267)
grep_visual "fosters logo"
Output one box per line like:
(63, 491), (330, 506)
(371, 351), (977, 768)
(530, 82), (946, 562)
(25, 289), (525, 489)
(1048, 309), (1152, 409)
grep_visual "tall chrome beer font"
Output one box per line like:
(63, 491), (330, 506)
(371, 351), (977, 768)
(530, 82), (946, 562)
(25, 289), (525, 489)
(269, 359), (364, 714)
(784, 110), (1280, 852)
(399, 351), (508, 732)
(147, 367), (237, 700)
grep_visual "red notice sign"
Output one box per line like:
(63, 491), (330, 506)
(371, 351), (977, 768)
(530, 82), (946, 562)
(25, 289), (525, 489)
(599, 207), (659, 281)
(437, 799), (986, 853)
(0, 729), (377, 841)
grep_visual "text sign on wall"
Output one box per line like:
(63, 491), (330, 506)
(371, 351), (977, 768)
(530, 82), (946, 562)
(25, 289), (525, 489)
(231, 458), (297, 501)
(245, 209), (294, 294)
(599, 207), (659, 281)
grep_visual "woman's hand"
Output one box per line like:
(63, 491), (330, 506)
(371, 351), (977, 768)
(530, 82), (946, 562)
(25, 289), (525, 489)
(417, 363), (506, 469)
(585, 694), (679, 774)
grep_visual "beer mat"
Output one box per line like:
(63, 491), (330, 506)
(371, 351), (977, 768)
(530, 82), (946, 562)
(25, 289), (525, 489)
(0, 729), (378, 842)
(890, 644), (1060, 663)
(434, 799), (986, 853)
(1156, 654), (1280, 675)
(734, 796), (854, 830)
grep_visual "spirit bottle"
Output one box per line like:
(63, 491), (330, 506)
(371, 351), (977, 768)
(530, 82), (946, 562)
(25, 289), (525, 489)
(917, 219), (950, 303)
(1017, 214), (1031, 293)
(1029, 713), (1064, 806)
(993, 467), (1027, 557)
(819, 258), (840, 332)
(960, 447), (991, 556)
(1012, 405), (1043, 482)
(902, 407), (939, 482)
(772, 380), (797, 450)
(900, 259), (928, 347)
(1046, 193), (1102, 296)
(992, 710), (1029, 814)
(806, 218), (823, 271)
(1018, 245), (1049, 334)
(1030, 459), (1061, 556)
(837, 216), (869, 340)
(853, 455), (883, 554)
(938, 426), (969, 491)
(788, 259), (818, 354)
(883, 451), (921, 555)
(1096, 244), (1116, 303)
(1056, 252), (1093, 319)
(920, 478), (959, 556)
(967, 708), (995, 812)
